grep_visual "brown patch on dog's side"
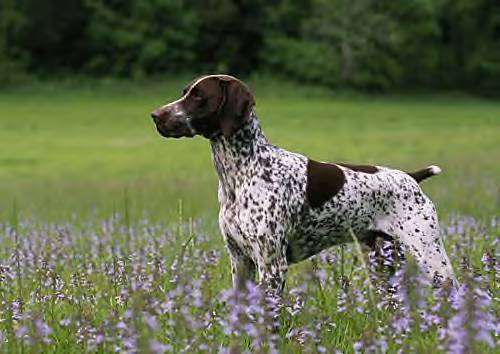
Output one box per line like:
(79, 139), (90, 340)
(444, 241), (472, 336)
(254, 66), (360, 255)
(338, 163), (379, 174)
(306, 159), (346, 208)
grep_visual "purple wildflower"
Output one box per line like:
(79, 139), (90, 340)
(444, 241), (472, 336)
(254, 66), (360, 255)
(59, 317), (71, 327)
(116, 321), (128, 330)
(34, 318), (52, 344)
(15, 325), (29, 341)
(389, 267), (411, 337)
(337, 288), (348, 313)
(472, 288), (495, 348)
(144, 313), (160, 332)
(149, 339), (172, 353)
(446, 285), (470, 353)
(353, 341), (363, 353)
(287, 284), (306, 316)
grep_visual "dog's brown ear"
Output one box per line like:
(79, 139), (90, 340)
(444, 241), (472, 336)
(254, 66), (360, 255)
(218, 77), (255, 137)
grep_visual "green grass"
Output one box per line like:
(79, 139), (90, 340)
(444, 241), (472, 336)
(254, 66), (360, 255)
(0, 78), (498, 352)
(1, 77), (499, 221)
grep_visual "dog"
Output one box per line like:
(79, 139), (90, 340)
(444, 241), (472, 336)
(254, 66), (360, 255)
(151, 74), (457, 296)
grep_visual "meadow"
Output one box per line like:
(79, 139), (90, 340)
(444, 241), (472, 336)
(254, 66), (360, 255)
(0, 78), (498, 353)
(1, 77), (499, 220)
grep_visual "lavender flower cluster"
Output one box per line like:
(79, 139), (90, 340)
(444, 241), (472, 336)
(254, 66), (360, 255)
(0, 213), (497, 353)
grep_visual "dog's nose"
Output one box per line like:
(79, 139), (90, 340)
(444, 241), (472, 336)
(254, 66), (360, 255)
(151, 111), (159, 120)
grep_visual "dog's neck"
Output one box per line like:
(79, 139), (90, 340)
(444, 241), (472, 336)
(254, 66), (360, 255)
(210, 110), (269, 200)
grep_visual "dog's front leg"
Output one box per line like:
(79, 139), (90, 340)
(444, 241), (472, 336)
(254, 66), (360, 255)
(253, 247), (288, 332)
(255, 241), (289, 298)
(228, 248), (256, 290)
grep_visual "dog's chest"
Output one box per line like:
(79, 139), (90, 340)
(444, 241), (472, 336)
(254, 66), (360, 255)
(217, 149), (308, 257)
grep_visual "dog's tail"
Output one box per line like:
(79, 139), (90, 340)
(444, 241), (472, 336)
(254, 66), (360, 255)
(407, 165), (442, 183)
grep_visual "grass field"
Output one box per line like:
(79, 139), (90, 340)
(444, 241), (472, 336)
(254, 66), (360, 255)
(1, 77), (499, 220)
(0, 78), (499, 352)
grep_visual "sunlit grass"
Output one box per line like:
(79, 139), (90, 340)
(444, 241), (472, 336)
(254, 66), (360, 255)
(1, 78), (499, 220)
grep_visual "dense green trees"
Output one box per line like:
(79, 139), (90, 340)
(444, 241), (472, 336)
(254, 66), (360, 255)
(1, 0), (499, 92)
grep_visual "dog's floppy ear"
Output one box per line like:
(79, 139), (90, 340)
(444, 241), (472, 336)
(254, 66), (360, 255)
(218, 77), (255, 137)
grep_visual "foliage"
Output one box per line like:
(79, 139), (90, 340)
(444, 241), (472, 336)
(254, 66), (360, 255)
(264, 36), (340, 87)
(193, 0), (268, 74)
(0, 0), (26, 83)
(0, 0), (499, 92)
(265, 0), (401, 89)
(84, 0), (198, 77)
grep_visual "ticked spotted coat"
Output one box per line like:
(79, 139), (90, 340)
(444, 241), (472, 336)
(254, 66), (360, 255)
(151, 75), (457, 296)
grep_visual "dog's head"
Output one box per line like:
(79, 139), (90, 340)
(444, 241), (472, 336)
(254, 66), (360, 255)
(151, 75), (255, 139)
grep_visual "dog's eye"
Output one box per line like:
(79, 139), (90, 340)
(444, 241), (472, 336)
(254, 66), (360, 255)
(190, 89), (204, 101)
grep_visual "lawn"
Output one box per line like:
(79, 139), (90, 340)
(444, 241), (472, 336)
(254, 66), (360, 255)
(0, 77), (499, 220)
(0, 78), (498, 353)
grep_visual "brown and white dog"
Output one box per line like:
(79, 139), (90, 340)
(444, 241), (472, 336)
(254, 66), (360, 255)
(151, 75), (456, 296)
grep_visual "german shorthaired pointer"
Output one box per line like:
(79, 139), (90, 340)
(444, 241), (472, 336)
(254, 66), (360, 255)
(151, 75), (456, 296)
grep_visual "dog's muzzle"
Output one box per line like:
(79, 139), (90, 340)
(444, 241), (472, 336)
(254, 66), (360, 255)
(151, 108), (196, 138)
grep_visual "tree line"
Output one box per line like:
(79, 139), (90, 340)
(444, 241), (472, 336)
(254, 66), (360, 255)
(1, 0), (499, 92)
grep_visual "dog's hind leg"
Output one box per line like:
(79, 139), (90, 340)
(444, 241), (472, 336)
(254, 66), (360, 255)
(376, 202), (457, 286)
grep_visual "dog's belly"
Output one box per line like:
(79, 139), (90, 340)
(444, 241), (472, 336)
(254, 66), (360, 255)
(286, 228), (350, 264)
(287, 211), (375, 263)
(287, 177), (386, 263)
